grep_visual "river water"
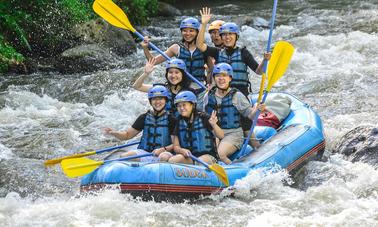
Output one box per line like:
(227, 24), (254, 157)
(1, 0), (378, 226)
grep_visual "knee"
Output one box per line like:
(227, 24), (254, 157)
(217, 150), (228, 161)
(159, 152), (172, 162)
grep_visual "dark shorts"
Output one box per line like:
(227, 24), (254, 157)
(241, 116), (252, 131)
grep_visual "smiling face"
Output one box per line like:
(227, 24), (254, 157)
(214, 72), (232, 90)
(167, 68), (183, 85)
(176, 101), (194, 117)
(150, 97), (167, 112)
(221, 32), (237, 48)
(181, 28), (198, 43)
(209, 29), (223, 46)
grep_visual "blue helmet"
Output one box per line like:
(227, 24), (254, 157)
(166, 59), (187, 71)
(180, 17), (200, 30)
(147, 85), (170, 100)
(213, 63), (233, 77)
(174, 91), (197, 105)
(219, 22), (240, 36)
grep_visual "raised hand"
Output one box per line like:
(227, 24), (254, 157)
(209, 110), (218, 126)
(200, 7), (212, 24)
(144, 57), (156, 74)
(103, 127), (114, 135)
(140, 36), (150, 49)
(263, 52), (271, 61)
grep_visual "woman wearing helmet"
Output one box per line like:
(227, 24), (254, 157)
(104, 85), (176, 162)
(168, 91), (224, 164)
(204, 63), (262, 164)
(197, 7), (271, 97)
(133, 58), (195, 117)
(140, 17), (213, 92)
(208, 20), (225, 48)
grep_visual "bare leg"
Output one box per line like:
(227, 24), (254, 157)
(244, 131), (260, 148)
(158, 151), (173, 162)
(198, 154), (216, 164)
(217, 142), (238, 164)
(168, 154), (193, 164)
(120, 150), (140, 161)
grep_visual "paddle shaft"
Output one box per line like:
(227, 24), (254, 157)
(66, 153), (154, 171)
(44, 141), (140, 166)
(240, 0), (278, 153)
(189, 154), (209, 168)
(103, 152), (153, 164)
(133, 31), (206, 90)
(96, 141), (139, 154)
(262, 0), (278, 73)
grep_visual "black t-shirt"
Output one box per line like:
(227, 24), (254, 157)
(173, 112), (213, 136)
(132, 112), (176, 135)
(204, 46), (259, 72)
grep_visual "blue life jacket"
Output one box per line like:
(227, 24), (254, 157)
(163, 89), (180, 118)
(217, 47), (249, 87)
(205, 88), (241, 129)
(177, 113), (216, 157)
(178, 43), (206, 82)
(138, 111), (172, 152)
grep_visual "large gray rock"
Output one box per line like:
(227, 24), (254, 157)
(157, 2), (182, 17)
(56, 44), (122, 73)
(74, 19), (137, 56)
(55, 19), (137, 73)
(332, 125), (378, 166)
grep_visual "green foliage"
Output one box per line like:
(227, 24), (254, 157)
(0, 35), (25, 72)
(117, 0), (159, 25)
(0, 0), (159, 73)
(60, 0), (93, 23)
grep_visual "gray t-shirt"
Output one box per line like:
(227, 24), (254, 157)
(202, 90), (253, 118)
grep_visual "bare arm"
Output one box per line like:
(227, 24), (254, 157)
(173, 136), (191, 157)
(197, 7), (211, 52)
(141, 37), (177, 64)
(104, 127), (140, 141)
(153, 44), (178, 65)
(255, 52), (272, 75)
(133, 58), (156, 92)
(205, 57), (214, 84)
(247, 103), (266, 120)
(140, 36), (155, 61)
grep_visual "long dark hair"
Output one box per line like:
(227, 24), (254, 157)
(165, 68), (191, 89)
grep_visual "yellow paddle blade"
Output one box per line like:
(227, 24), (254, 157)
(61, 158), (104, 178)
(209, 164), (229, 186)
(267, 41), (295, 91)
(93, 0), (136, 32)
(44, 151), (96, 167)
(257, 73), (267, 103)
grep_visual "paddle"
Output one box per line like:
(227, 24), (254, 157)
(61, 153), (153, 178)
(189, 154), (229, 186)
(240, 40), (294, 153)
(92, 0), (206, 90)
(44, 141), (140, 167)
(240, 0), (278, 153)
(257, 0), (278, 103)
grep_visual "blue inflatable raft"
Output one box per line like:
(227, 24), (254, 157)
(80, 93), (325, 201)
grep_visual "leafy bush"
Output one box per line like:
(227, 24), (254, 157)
(117, 0), (159, 25)
(0, 35), (25, 72)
